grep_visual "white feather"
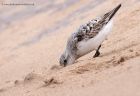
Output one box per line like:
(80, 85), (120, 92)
(77, 20), (113, 56)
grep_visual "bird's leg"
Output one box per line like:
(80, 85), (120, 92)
(93, 45), (101, 58)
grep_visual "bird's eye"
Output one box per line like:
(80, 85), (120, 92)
(64, 59), (67, 64)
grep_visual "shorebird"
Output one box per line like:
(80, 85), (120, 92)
(59, 4), (121, 67)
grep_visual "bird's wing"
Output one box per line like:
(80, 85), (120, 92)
(74, 4), (121, 42)
(75, 18), (104, 42)
(67, 4), (121, 52)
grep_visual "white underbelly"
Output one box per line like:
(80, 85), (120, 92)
(77, 20), (113, 56)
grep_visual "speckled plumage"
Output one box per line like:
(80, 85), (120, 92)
(60, 4), (121, 66)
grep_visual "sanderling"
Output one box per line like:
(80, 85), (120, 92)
(60, 4), (121, 67)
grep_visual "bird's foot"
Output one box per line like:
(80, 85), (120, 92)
(93, 51), (100, 58)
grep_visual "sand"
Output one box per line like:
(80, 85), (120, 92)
(0, 0), (140, 96)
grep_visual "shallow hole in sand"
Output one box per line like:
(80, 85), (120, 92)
(43, 77), (63, 87)
(0, 88), (6, 92)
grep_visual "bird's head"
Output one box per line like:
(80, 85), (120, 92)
(59, 51), (76, 67)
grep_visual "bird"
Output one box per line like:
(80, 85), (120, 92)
(59, 4), (121, 67)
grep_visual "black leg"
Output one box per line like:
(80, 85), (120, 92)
(93, 45), (101, 58)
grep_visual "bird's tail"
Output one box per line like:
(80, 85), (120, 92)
(103, 4), (121, 22)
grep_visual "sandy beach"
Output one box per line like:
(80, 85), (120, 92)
(0, 0), (140, 96)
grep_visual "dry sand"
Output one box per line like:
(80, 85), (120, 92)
(0, 0), (140, 96)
